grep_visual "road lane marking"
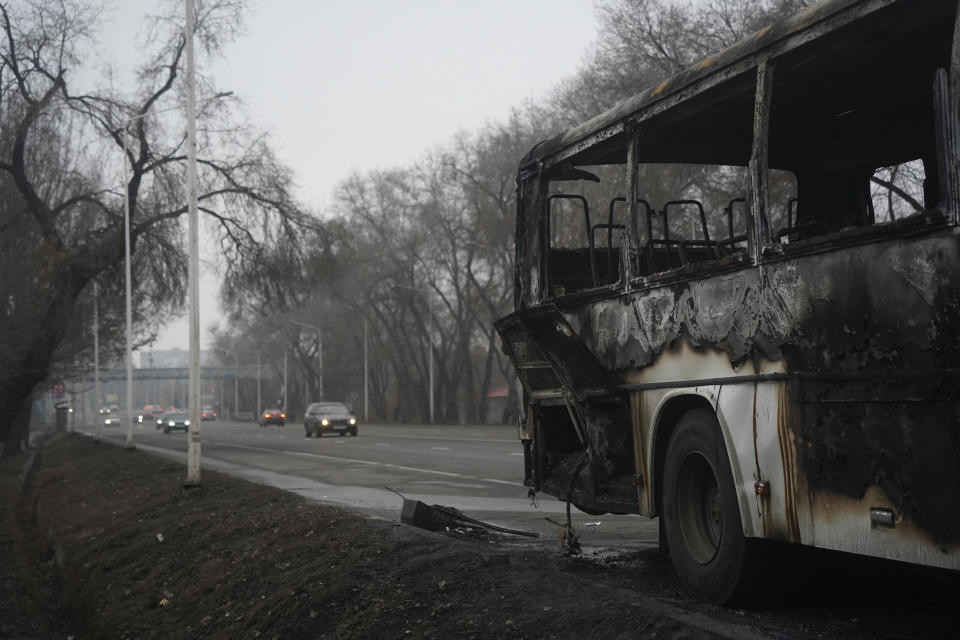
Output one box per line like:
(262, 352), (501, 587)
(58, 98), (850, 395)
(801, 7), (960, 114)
(382, 463), (461, 477)
(361, 433), (516, 445)
(207, 440), (519, 487)
(509, 452), (524, 456)
(376, 443), (391, 447)
(482, 478), (517, 486)
(211, 441), (378, 466)
(430, 446), (451, 451)
(409, 479), (488, 489)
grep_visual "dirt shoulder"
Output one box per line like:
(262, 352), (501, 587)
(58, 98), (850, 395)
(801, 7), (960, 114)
(6, 433), (960, 640)
(3, 434), (731, 640)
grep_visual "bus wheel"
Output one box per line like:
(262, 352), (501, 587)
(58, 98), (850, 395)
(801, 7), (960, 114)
(662, 409), (754, 605)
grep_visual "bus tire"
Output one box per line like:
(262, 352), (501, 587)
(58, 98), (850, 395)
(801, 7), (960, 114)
(662, 408), (755, 605)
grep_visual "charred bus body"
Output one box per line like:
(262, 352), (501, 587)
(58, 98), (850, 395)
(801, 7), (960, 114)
(496, 0), (960, 603)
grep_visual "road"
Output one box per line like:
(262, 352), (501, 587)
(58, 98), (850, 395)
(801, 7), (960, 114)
(89, 419), (658, 552)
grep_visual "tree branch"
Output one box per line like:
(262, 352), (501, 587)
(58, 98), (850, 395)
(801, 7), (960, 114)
(870, 175), (923, 214)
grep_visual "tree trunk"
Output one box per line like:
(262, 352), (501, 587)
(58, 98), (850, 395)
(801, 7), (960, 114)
(2, 389), (32, 458)
(0, 233), (91, 447)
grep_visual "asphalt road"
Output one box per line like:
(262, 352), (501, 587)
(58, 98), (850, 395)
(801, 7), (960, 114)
(87, 419), (659, 552)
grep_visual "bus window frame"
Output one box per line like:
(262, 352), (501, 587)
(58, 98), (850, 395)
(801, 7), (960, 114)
(752, 64), (957, 262)
(519, 4), (960, 309)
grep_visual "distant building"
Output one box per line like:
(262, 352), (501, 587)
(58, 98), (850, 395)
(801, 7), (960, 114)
(484, 384), (516, 424)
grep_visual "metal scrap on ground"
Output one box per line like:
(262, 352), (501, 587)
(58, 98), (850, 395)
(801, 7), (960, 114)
(390, 489), (538, 538)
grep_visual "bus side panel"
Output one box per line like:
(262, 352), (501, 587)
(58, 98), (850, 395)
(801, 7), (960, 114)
(630, 346), (793, 541)
(808, 487), (960, 570)
(801, 391), (960, 569)
(564, 229), (960, 567)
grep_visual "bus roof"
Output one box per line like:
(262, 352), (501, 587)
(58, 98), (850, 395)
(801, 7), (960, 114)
(520, 0), (955, 173)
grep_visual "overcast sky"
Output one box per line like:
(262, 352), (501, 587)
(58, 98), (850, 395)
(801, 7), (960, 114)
(101, 1), (598, 355)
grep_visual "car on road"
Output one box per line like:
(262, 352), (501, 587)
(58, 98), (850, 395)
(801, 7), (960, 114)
(260, 409), (286, 426)
(138, 404), (163, 424)
(201, 406), (217, 421)
(304, 402), (358, 437)
(103, 412), (129, 427)
(160, 411), (190, 434)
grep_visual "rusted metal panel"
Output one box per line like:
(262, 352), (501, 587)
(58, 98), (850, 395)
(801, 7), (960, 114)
(571, 227), (960, 374)
(628, 390), (651, 514)
(800, 390), (960, 544)
(747, 59), (773, 257)
(808, 487), (960, 570)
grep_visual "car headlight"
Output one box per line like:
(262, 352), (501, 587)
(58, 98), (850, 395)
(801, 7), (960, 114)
(321, 418), (329, 426)
(349, 418), (356, 425)
(168, 420), (175, 427)
(138, 415), (143, 423)
(185, 419), (190, 426)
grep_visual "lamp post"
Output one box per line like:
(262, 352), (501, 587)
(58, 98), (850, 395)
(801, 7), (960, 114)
(425, 300), (434, 425)
(93, 281), (102, 442)
(221, 348), (239, 419)
(363, 317), (368, 423)
(122, 129), (136, 450)
(116, 0), (232, 474)
(289, 320), (323, 401)
(394, 285), (434, 424)
(184, 0), (202, 485)
(181, 3), (234, 482)
(118, 91), (232, 457)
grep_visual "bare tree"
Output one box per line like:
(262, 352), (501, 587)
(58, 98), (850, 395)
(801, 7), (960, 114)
(555, 0), (815, 120)
(0, 0), (308, 454)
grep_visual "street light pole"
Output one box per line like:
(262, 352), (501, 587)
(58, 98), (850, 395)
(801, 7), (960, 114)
(93, 281), (101, 442)
(184, 0), (202, 486)
(363, 317), (368, 422)
(289, 320), (323, 401)
(122, 133), (136, 450)
(429, 303), (434, 425)
(221, 348), (239, 418)
(118, 87), (232, 460)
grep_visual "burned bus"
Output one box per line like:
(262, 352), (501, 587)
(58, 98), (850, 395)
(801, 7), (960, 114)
(496, 0), (960, 603)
